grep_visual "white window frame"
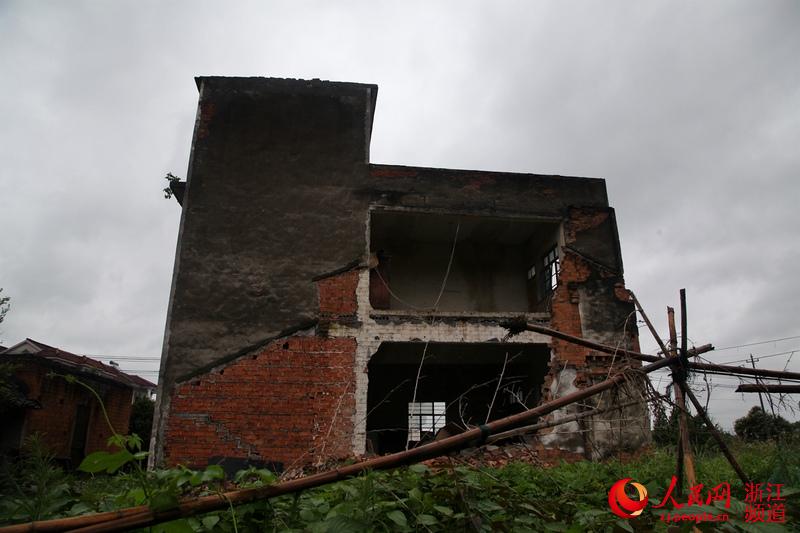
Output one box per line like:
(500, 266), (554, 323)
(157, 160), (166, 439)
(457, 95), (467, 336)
(542, 246), (560, 293)
(407, 401), (446, 441)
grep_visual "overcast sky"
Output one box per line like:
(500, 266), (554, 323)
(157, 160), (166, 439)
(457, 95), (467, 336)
(1, 1), (798, 430)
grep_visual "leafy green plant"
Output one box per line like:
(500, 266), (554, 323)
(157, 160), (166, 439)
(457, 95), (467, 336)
(2, 404), (799, 532)
(0, 435), (73, 522)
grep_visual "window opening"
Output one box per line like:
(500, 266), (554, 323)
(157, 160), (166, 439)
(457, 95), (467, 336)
(408, 401), (446, 441)
(542, 246), (559, 294)
(370, 210), (562, 313)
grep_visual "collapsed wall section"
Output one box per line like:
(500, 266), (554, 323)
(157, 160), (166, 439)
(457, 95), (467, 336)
(164, 336), (357, 471)
(536, 207), (649, 458)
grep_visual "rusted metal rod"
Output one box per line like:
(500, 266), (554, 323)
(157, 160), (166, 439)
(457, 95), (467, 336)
(2, 356), (677, 533)
(503, 321), (800, 382)
(735, 384), (800, 394)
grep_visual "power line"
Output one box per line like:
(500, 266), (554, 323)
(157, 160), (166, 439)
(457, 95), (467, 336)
(713, 335), (800, 352)
(712, 349), (800, 366)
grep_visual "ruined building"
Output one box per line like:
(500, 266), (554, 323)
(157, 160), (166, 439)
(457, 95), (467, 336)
(152, 77), (647, 470)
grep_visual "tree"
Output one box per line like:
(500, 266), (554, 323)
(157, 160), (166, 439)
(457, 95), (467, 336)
(128, 397), (155, 450)
(652, 404), (722, 451)
(0, 287), (9, 330)
(733, 406), (794, 441)
(0, 289), (14, 413)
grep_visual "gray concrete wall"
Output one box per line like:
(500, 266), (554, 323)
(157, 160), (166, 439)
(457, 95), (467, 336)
(152, 78), (378, 464)
(377, 240), (530, 312)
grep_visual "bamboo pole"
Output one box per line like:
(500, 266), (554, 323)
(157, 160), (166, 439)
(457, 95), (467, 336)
(2, 355), (678, 533)
(671, 300), (697, 493)
(5, 318), (770, 533)
(735, 384), (800, 394)
(668, 306), (684, 495)
(750, 355), (766, 411)
(503, 321), (800, 382)
(630, 295), (750, 487)
(629, 290), (671, 356)
(680, 383), (749, 485)
(0, 509), (148, 533)
(678, 290), (702, 533)
(487, 398), (645, 443)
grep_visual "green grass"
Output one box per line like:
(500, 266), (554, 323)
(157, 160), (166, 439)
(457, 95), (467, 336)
(2, 439), (799, 532)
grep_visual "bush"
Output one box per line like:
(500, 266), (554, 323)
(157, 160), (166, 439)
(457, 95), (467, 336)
(129, 397), (155, 450)
(734, 406), (794, 441)
(0, 435), (73, 522)
(652, 405), (722, 452)
(2, 440), (799, 529)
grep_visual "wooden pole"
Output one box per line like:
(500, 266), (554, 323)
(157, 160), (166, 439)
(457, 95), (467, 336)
(681, 384), (750, 486)
(629, 296), (750, 487)
(629, 290), (671, 356)
(0, 355), (679, 533)
(503, 320), (800, 382)
(667, 306), (683, 494)
(677, 291), (697, 492)
(735, 383), (800, 394)
(750, 354), (766, 411)
(487, 398), (645, 443)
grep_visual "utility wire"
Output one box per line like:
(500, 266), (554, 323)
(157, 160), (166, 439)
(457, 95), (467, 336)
(711, 348), (800, 366)
(713, 335), (800, 352)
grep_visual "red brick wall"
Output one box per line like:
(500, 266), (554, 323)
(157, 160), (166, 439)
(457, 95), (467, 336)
(549, 253), (593, 366)
(542, 207), (640, 404)
(317, 270), (359, 318)
(164, 336), (357, 469)
(15, 363), (133, 460)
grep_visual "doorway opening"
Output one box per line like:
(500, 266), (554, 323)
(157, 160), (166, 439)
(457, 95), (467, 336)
(366, 342), (550, 454)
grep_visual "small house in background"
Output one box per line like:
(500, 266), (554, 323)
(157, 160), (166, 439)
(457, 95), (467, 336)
(0, 339), (156, 465)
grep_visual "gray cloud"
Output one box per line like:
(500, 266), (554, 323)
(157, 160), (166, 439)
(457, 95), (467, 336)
(1, 0), (798, 427)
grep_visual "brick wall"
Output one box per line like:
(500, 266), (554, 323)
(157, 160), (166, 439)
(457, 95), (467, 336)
(317, 270), (359, 318)
(549, 253), (593, 366)
(164, 336), (357, 469)
(162, 205), (642, 466)
(15, 363), (133, 461)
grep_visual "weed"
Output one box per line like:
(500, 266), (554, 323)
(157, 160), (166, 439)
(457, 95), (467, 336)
(0, 435), (74, 522)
